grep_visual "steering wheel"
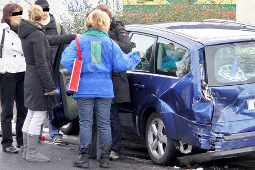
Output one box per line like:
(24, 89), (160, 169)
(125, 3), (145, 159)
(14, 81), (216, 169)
(218, 64), (247, 81)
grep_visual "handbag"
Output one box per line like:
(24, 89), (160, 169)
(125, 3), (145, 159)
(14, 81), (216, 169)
(0, 29), (5, 80)
(66, 39), (83, 94)
(0, 29), (5, 58)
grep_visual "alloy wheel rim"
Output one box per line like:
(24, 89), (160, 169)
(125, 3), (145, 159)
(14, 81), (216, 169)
(148, 118), (168, 159)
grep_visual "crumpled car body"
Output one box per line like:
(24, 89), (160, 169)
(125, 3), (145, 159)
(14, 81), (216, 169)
(121, 20), (255, 164)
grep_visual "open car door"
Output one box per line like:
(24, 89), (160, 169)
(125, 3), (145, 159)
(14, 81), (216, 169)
(51, 66), (78, 129)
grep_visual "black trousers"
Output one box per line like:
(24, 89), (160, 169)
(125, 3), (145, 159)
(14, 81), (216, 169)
(0, 72), (27, 148)
(110, 103), (121, 154)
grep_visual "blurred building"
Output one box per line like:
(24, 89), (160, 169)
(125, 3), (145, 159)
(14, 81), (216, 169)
(236, 0), (255, 25)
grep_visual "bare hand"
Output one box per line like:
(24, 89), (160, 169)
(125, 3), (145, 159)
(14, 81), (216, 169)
(75, 34), (81, 38)
(44, 89), (58, 96)
(139, 51), (144, 58)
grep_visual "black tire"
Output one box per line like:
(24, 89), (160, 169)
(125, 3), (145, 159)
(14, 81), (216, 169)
(145, 112), (178, 165)
(60, 119), (79, 135)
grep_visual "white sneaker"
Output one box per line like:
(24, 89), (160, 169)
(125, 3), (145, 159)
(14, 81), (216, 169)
(109, 151), (120, 160)
(53, 138), (63, 145)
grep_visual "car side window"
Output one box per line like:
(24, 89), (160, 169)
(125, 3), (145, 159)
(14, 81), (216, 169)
(130, 33), (155, 71)
(156, 37), (191, 77)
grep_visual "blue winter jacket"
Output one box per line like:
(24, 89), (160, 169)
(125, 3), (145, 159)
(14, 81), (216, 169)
(61, 29), (141, 98)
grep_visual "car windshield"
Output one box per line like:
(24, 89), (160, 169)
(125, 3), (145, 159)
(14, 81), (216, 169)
(205, 41), (255, 86)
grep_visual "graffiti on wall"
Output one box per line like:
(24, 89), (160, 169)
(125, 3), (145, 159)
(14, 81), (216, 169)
(124, 0), (236, 5)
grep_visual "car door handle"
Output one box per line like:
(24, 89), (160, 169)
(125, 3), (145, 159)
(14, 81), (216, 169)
(134, 84), (145, 89)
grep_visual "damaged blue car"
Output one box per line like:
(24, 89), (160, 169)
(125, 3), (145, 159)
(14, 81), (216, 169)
(117, 19), (255, 165)
(54, 19), (255, 166)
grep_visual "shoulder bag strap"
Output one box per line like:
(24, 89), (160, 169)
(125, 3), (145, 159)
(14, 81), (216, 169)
(55, 22), (61, 35)
(75, 39), (81, 60)
(0, 29), (5, 58)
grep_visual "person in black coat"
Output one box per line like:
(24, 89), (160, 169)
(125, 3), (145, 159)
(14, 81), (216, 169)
(95, 4), (132, 159)
(18, 5), (75, 162)
(35, 0), (67, 145)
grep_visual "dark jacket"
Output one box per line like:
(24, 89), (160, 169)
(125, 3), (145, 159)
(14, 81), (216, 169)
(43, 14), (67, 82)
(108, 17), (132, 104)
(18, 19), (75, 111)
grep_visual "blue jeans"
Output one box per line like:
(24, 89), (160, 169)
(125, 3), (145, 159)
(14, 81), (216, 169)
(39, 110), (62, 140)
(49, 120), (63, 140)
(77, 97), (112, 148)
(110, 103), (121, 155)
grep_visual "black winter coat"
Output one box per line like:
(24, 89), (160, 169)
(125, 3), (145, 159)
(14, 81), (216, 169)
(108, 17), (132, 104)
(43, 14), (68, 82)
(18, 19), (75, 111)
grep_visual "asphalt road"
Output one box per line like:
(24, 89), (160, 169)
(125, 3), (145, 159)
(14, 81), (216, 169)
(0, 140), (171, 170)
(0, 124), (173, 170)
(1, 126), (255, 170)
(2, 102), (255, 169)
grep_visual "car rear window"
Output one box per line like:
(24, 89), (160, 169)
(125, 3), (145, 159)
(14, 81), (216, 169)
(205, 41), (255, 86)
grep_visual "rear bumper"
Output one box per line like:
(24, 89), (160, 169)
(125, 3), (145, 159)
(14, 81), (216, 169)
(215, 132), (255, 151)
(224, 131), (255, 141)
(177, 145), (255, 165)
(165, 112), (255, 150)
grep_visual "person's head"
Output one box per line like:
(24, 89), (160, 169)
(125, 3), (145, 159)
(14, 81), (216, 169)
(35, 0), (49, 20)
(86, 9), (110, 31)
(95, 4), (113, 20)
(28, 5), (44, 24)
(1, 3), (23, 27)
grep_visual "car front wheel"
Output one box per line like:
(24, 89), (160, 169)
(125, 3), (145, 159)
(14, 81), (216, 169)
(145, 112), (178, 165)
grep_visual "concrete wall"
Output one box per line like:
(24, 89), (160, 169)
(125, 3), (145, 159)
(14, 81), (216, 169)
(0, 0), (122, 23)
(236, 0), (255, 24)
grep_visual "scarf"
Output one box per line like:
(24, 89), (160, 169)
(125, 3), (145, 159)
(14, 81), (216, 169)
(42, 14), (51, 26)
(83, 28), (108, 37)
(7, 23), (18, 34)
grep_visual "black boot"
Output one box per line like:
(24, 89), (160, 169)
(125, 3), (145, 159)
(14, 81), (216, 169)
(99, 143), (112, 168)
(73, 144), (91, 168)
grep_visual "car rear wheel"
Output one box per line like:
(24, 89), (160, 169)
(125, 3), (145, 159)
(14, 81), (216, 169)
(146, 112), (178, 165)
(60, 119), (79, 135)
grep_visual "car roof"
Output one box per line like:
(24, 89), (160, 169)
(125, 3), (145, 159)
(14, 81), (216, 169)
(126, 19), (255, 45)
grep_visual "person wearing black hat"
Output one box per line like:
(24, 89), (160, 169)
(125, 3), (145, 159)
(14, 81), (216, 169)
(35, 0), (49, 8)
(35, 0), (67, 145)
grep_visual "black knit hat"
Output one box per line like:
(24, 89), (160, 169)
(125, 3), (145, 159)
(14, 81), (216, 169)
(35, 0), (49, 7)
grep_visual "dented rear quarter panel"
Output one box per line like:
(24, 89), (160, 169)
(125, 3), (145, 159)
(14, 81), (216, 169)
(134, 48), (216, 149)
(136, 46), (255, 151)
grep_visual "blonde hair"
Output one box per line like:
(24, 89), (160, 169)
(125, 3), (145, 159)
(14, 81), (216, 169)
(28, 5), (43, 23)
(86, 9), (110, 31)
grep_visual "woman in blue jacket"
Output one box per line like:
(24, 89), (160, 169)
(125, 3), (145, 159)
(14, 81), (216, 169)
(61, 9), (143, 169)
